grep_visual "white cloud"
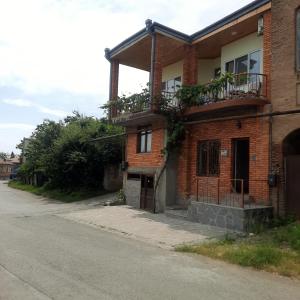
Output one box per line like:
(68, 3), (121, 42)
(0, 123), (35, 130)
(2, 98), (69, 118)
(0, 0), (252, 101)
(3, 98), (32, 107)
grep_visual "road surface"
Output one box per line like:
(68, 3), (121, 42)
(0, 181), (299, 300)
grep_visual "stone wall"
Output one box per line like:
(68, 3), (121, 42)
(187, 201), (273, 232)
(103, 164), (123, 192)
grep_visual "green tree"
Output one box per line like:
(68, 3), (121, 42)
(19, 113), (123, 190)
(0, 152), (8, 160)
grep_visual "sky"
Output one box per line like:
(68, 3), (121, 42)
(0, 0), (253, 153)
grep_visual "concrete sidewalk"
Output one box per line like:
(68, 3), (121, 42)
(61, 206), (229, 248)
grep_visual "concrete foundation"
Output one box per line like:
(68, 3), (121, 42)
(187, 201), (273, 232)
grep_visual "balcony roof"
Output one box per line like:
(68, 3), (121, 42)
(105, 0), (271, 67)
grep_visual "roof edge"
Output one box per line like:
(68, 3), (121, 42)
(191, 0), (271, 40)
(105, 0), (271, 60)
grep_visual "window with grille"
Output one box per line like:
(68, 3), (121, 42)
(137, 127), (152, 153)
(197, 140), (220, 176)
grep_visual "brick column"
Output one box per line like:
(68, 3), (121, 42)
(263, 11), (271, 100)
(109, 59), (119, 118)
(150, 33), (162, 111)
(183, 45), (198, 85)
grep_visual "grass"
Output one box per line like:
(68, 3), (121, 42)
(176, 222), (300, 278)
(8, 180), (106, 202)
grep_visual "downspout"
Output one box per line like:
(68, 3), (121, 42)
(146, 19), (160, 213)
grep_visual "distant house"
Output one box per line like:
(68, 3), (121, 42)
(0, 156), (20, 180)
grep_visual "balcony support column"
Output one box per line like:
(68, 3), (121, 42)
(183, 45), (198, 85)
(109, 59), (119, 119)
(263, 11), (271, 100)
(150, 33), (162, 111)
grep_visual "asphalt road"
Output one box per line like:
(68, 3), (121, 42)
(0, 181), (299, 300)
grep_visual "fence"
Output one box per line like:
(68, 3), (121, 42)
(196, 177), (271, 208)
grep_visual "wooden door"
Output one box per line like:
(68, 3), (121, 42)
(286, 156), (300, 219)
(140, 175), (154, 211)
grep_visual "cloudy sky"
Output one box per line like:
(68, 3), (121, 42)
(0, 0), (252, 153)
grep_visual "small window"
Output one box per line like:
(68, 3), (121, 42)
(296, 9), (300, 71)
(137, 127), (152, 153)
(162, 76), (182, 94)
(197, 140), (220, 176)
(127, 173), (140, 180)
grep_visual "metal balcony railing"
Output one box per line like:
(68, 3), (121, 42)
(161, 73), (267, 108)
(111, 73), (267, 117)
(195, 177), (271, 208)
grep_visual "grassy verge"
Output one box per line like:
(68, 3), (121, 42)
(176, 222), (300, 278)
(8, 180), (106, 202)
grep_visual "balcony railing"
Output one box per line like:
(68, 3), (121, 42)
(206, 73), (267, 102)
(169, 73), (267, 108)
(110, 73), (267, 117)
(195, 177), (271, 208)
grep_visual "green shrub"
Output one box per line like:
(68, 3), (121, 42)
(224, 245), (282, 269)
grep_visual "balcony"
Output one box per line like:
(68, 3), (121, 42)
(110, 73), (268, 124)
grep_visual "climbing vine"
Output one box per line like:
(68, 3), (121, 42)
(102, 73), (234, 155)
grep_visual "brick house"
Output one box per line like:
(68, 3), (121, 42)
(105, 0), (300, 230)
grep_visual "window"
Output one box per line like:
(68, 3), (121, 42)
(127, 173), (141, 180)
(225, 51), (261, 75)
(297, 9), (300, 71)
(162, 76), (181, 94)
(197, 140), (220, 176)
(137, 127), (152, 153)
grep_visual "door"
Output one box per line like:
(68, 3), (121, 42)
(140, 175), (154, 211)
(232, 139), (250, 193)
(286, 156), (300, 219)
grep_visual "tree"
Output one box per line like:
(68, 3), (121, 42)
(19, 113), (123, 190)
(0, 152), (8, 160)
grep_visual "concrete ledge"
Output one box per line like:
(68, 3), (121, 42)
(187, 201), (273, 232)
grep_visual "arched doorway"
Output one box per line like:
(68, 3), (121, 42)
(283, 129), (300, 219)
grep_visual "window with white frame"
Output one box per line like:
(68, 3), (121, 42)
(162, 76), (181, 95)
(137, 127), (152, 153)
(225, 50), (262, 75)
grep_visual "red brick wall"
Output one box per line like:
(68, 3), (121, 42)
(270, 0), (300, 215)
(263, 10), (272, 100)
(183, 45), (198, 85)
(151, 34), (162, 111)
(126, 122), (165, 168)
(177, 118), (270, 205)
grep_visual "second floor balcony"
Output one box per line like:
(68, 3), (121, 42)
(105, 1), (271, 124)
(108, 72), (268, 124)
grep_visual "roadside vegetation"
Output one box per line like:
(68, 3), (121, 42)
(176, 220), (300, 278)
(8, 180), (106, 202)
(11, 112), (123, 201)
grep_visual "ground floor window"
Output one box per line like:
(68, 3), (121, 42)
(197, 140), (220, 176)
